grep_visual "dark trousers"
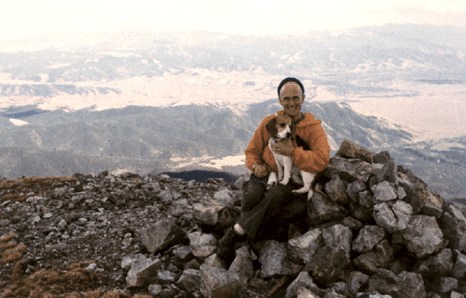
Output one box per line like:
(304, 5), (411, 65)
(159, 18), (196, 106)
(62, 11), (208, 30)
(237, 175), (296, 240)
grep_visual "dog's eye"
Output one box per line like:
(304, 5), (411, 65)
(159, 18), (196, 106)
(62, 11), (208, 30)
(280, 123), (285, 127)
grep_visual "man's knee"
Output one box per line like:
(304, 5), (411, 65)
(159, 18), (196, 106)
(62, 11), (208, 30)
(242, 180), (265, 212)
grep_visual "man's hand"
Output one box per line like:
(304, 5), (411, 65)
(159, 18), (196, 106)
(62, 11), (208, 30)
(271, 141), (295, 157)
(254, 163), (268, 178)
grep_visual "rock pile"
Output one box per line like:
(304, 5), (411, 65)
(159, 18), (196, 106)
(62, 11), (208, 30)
(1, 140), (466, 298)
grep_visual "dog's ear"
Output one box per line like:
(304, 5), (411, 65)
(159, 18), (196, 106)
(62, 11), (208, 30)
(265, 117), (277, 137)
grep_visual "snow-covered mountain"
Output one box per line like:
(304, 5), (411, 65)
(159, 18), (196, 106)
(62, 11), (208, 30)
(1, 24), (466, 198)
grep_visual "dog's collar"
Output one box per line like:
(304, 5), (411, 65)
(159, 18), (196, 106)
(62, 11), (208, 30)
(293, 113), (305, 125)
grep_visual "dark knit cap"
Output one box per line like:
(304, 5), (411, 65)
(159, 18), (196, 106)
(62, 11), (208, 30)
(277, 77), (305, 96)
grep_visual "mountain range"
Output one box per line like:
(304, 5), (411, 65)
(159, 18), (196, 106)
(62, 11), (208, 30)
(1, 23), (466, 199)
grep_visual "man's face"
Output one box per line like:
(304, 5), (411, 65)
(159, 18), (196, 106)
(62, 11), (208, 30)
(278, 82), (305, 118)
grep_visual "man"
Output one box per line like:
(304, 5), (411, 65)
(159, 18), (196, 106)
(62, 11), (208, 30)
(217, 77), (331, 261)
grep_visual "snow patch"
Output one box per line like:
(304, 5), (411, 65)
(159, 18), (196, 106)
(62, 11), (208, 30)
(9, 118), (29, 126)
(198, 155), (246, 170)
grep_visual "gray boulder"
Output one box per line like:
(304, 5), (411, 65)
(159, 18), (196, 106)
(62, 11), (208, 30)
(307, 191), (348, 225)
(200, 265), (247, 298)
(228, 246), (254, 280)
(259, 240), (295, 278)
(188, 231), (217, 258)
(451, 252), (466, 279)
(439, 203), (466, 251)
(402, 215), (444, 258)
(373, 200), (412, 233)
(352, 225), (386, 253)
(325, 174), (348, 204)
(140, 219), (188, 253)
(287, 228), (323, 264)
(413, 248), (453, 277)
(322, 224), (352, 253)
(371, 181), (397, 203)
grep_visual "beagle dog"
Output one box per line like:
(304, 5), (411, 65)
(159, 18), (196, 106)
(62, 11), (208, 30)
(265, 114), (316, 199)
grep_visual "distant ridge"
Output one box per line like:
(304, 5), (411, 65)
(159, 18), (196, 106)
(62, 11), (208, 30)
(161, 170), (239, 184)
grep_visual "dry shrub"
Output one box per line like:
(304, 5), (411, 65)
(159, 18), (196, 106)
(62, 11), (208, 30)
(0, 243), (26, 264)
(0, 234), (26, 265)
(2, 262), (102, 298)
(0, 176), (77, 204)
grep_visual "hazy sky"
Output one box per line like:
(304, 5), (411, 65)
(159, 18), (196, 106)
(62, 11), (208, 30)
(1, 0), (466, 41)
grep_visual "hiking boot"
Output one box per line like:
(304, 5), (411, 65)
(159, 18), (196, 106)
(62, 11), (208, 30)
(217, 227), (241, 262)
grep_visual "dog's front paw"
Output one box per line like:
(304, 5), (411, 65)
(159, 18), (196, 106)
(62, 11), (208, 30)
(292, 186), (311, 194)
(280, 177), (290, 185)
(267, 172), (278, 187)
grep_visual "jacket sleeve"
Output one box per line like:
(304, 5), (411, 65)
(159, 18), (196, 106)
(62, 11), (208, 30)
(292, 123), (330, 174)
(245, 119), (270, 171)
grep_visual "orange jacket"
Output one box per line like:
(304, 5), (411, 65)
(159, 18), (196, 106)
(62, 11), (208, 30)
(245, 110), (330, 175)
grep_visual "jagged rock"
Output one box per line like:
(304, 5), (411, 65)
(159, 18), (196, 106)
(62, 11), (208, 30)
(297, 287), (320, 298)
(123, 255), (161, 287)
(403, 183), (444, 217)
(323, 289), (346, 298)
(307, 190), (348, 225)
(287, 228), (323, 264)
(285, 271), (319, 298)
(347, 271), (370, 296)
(305, 245), (350, 285)
(396, 271), (426, 298)
(342, 216), (364, 230)
(177, 269), (202, 292)
(172, 245), (194, 261)
(202, 253), (226, 269)
(402, 215), (444, 258)
(213, 188), (235, 206)
(188, 231), (217, 258)
(352, 225), (386, 253)
(325, 174), (348, 204)
(367, 269), (404, 298)
(228, 246), (254, 279)
(348, 200), (374, 222)
(353, 240), (394, 274)
(148, 284), (163, 297)
(431, 277), (458, 293)
(157, 270), (176, 284)
(347, 179), (367, 194)
(358, 190), (375, 208)
(328, 282), (348, 297)
(451, 252), (466, 279)
(199, 265), (247, 298)
(322, 224), (352, 253)
(439, 203), (466, 251)
(373, 200), (413, 233)
(451, 292), (465, 298)
(357, 293), (394, 298)
(259, 240), (295, 278)
(373, 151), (392, 164)
(193, 203), (223, 226)
(336, 140), (374, 163)
(413, 248), (453, 277)
(140, 219), (188, 253)
(372, 181), (398, 203)
(325, 156), (373, 182)
(373, 159), (398, 184)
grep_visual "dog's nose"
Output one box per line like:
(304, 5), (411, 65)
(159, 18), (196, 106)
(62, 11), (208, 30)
(286, 132), (292, 138)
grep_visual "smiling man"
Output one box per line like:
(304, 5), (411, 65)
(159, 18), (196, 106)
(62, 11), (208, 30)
(217, 77), (331, 262)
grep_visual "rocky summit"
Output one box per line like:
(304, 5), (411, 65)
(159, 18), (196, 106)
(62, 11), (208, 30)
(1, 140), (466, 298)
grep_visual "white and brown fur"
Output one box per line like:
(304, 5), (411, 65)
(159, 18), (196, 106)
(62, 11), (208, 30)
(265, 114), (316, 199)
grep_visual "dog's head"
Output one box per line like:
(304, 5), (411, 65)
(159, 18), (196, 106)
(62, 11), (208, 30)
(266, 114), (292, 139)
